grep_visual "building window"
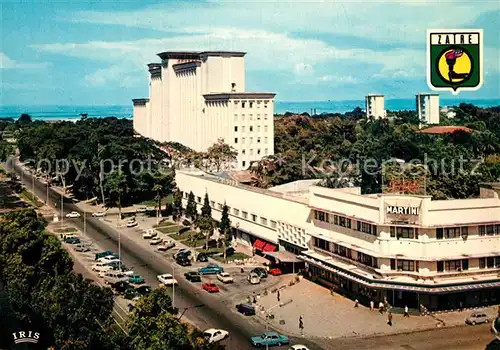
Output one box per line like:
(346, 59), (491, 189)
(250, 137), (253, 144)
(264, 148), (268, 155)
(250, 102), (253, 108)
(234, 138), (238, 144)
(357, 252), (377, 268)
(356, 221), (377, 236)
(250, 126), (253, 132)
(257, 125), (261, 132)
(242, 161), (246, 167)
(479, 224), (500, 236)
(438, 226), (470, 239)
(436, 228), (443, 239)
(390, 226), (417, 239)
(234, 114), (238, 121)
(234, 126), (238, 132)
(242, 102), (246, 108)
(270, 220), (277, 229)
(260, 217), (268, 225)
(251, 214), (257, 222)
(233, 208), (239, 216)
(264, 137), (268, 143)
(391, 259), (415, 272)
(338, 216), (351, 228)
(334, 244), (352, 259)
(241, 126), (245, 132)
(196, 196), (201, 203)
(249, 149), (253, 155)
(444, 259), (464, 271)
(257, 137), (261, 143)
(257, 149), (261, 155)
(479, 256), (500, 269)
(264, 103), (268, 108)
(217, 203), (223, 210)
(314, 237), (330, 251)
(264, 125), (268, 132)
(242, 211), (248, 219)
(242, 137), (245, 144)
(210, 201), (215, 208)
(241, 149), (246, 155)
(314, 210), (329, 222)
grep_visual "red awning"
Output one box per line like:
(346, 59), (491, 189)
(262, 243), (277, 252)
(253, 239), (266, 250)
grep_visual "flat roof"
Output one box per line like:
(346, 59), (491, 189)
(132, 98), (149, 105)
(158, 51), (246, 60)
(416, 93), (439, 96)
(419, 125), (473, 134)
(367, 94), (384, 97)
(204, 92), (276, 100)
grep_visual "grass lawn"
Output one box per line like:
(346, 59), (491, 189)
(137, 194), (174, 207)
(54, 227), (78, 233)
(170, 230), (196, 241)
(185, 238), (206, 248)
(212, 252), (250, 263)
(153, 221), (176, 228)
(156, 225), (184, 234)
(19, 189), (44, 208)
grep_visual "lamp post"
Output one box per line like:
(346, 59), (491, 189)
(46, 175), (49, 204)
(61, 188), (64, 225)
(264, 299), (293, 350)
(172, 264), (175, 308)
(83, 208), (87, 236)
(31, 175), (35, 203)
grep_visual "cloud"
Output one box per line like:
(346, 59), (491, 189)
(84, 65), (146, 88)
(318, 75), (359, 84)
(0, 52), (47, 69)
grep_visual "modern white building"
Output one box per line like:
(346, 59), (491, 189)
(416, 93), (440, 127)
(365, 94), (386, 119)
(176, 169), (500, 311)
(132, 51), (276, 170)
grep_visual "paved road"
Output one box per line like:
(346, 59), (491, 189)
(7, 158), (321, 350)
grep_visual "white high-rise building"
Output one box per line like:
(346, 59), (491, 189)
(416, 93), (440, 127)
(365, 94), (386, 119)
(132, 51), (275, 170)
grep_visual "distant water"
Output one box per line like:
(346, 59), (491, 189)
(0, 99), (498, 120)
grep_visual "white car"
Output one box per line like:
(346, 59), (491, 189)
(92, 211), (106, 217)
(248, 273), (260, 285)
(157, 274), (178, 286)
(103, 272), (128, 284)
(150, 237), (162, 245)
(126, 219), (138, 228)
(66, 211), (80, 218)
(203, 328), (229, 343)
(143, 229), (157, 239)
(97, 255), (120, 264)
(145, 206), (155, 211)
(217, 272), (234, 284)
(289, 346), (310, 350)
(157, 240), (175, 251)
(91, 263), (114, 273)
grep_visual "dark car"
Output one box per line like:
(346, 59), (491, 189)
(123, 288), (140, 300)
(135, 285), (152, 296)
(184, 271), (202, 282)
(236, 303), (256, 316)
(225, 247), (235, 256)
(109, 281), (135, 294)
(196, 253), (208, 262)
(176, 256), (191, 266)
(251, 267), (268, 279)
(95, 250), (117, 261)
(64, 237), (81, 244)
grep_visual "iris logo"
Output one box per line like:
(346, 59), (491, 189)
(12, 331), (40, 344)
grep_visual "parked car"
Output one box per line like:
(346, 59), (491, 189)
(199, 264), (224, 275)
(196, 253), (209, 262)
(123, 288), (141, 301)
(104, 272), (128, 284)
(157, 240), (175, 251)
(109, 281), (135, 294)
(466, 312), (490, 325)
(217, 272), (234, 284)
(184, 271), (201, 282)
(64, 237), (80, 244)
(126, 219), (138, 228)
(250, 332), (289, 347)
(174, 249), (191, 259)
(91, 211), (106, 217)
(98, 255), (120, 263)
(202, 282), (220, 293)
(95, 250), (115, 260)
(136, 207), (147, 213)
(143, 229), (157, 238)
(289, 345), (310, 350)
(268, 268), (283, 276)
(91, 262), (114, 273)
(251, 267), (268, 279)
(145, 206), (155, 212)
(128, 274), (145, 284)
(176, 255), (191, 266)
(135, 285), (152, 296)
(157, 274), (178, 286)
(150, 237), (162, 245)
(203, 328), (229, 343)
(248, 273), (261, 285)
(115, 265), (135, 276)
(65, 211), (81, 218)
(236, 303), (256, 316)
(74, 244), (90, 252)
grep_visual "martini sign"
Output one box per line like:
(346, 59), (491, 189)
(427, 29), (483, 95)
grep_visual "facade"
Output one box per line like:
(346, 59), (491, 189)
(416, 93), (440, 127)
(176, 169), (500, 311)
(132, 51), (275, 170)
(365, 94), (386, 119)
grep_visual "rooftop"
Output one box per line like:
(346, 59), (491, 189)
(268, 180), (319, 197)
(158, 51), (246, 60)
(204, 92), (276, 100)
(132, 98), (149, 105)
(419, 125), (473, 134)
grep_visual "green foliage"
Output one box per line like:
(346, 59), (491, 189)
(185, 191), (197, 220)
(201, 193), (211, 217)
(172, 189), (183, 221)
(219, 203), (231, 234)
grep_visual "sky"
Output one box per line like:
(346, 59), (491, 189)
(0, 0), (499, 105)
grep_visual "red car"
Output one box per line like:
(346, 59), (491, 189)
(202, 282), (219, 293)
(268, 268), (283, 276)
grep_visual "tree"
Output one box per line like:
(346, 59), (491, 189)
(219, 203), (231, 261)
(196, 215), (214, 251)
(201, 193), (211, 217)
(206, 138), (238, 172)
(105, 170), (128, 220)
(172, 189), (183, 222)
(16, 113), (32, 127)
(185, 191), (197, 221)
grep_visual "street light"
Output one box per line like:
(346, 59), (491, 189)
(264, 299), (293, 350)
(172, 264), (175, 308)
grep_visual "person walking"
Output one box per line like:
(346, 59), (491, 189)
(299, 315), (304, 336)
(379, 301), (385, 314)
(277, 290), (281, 302)
(370, 300), (374, 311)
(387, 311), (393, 326)
(354, 299), (359, 308)
(404, 305), (409, 317)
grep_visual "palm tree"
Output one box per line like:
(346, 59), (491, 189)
(106, 171), (127, 220)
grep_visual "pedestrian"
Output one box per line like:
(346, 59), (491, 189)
(379, 301), (384, 314)
(277, 290), (280, 302)
(404, 305), (409, 317)
(299, 315), (304, 336)
(387, 311), (393, 326)
(354, 299), (359, 308)
(459, 301), (463, 311)
(252, 293), (257, 303)
(370, 300), (374, 311)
